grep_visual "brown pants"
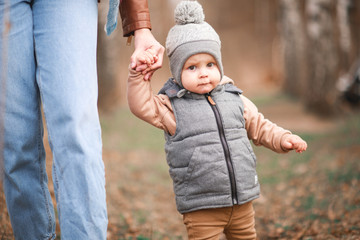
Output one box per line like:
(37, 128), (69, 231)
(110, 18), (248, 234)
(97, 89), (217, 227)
(182, 202), (256, 240)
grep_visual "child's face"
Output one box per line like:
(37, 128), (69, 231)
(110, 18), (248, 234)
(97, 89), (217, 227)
(181, 53), (221, 94)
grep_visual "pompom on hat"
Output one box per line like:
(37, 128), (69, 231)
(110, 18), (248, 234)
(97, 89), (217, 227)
(166, 1), (223, 88)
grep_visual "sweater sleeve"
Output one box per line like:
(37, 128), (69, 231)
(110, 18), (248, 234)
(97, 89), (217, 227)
(127, 67), (176, 135)
(119, 0), (152, 36)
(241, 95), (291, 153)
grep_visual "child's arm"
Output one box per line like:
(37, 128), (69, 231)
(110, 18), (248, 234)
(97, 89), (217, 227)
(242, 95), (307, 153)
(127, 51), (176, 135)
(219, 76), (307, 153)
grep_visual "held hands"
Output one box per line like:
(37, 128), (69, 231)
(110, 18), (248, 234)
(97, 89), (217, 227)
(281, 134), (308, 153)
(130, 28), (165, 80)
(133, 48), (158, 80)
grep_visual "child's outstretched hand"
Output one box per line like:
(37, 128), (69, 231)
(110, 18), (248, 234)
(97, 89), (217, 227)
(281, 134), (307, 153)
(133, 48), (158, 80)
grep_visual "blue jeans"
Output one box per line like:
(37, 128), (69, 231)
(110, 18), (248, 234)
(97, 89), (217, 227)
(0, 0), (107, 239)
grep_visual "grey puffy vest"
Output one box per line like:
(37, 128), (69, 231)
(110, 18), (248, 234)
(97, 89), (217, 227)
(159, 79), (260, 214)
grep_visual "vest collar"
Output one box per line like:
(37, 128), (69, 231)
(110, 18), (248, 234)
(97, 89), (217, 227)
(158, 78), (242, 99)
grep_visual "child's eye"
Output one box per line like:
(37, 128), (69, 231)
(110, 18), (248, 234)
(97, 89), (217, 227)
(188, 66), (196, 70)
(207, 62), (215, 67)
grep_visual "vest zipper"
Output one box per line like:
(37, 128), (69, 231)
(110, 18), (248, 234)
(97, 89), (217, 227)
(205, 94), (238, 205)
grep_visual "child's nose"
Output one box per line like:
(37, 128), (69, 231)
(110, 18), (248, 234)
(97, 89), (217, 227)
(199, 67), (208, 77)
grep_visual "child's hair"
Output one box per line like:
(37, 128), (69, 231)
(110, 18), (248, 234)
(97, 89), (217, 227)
(165, 1), (223, 87)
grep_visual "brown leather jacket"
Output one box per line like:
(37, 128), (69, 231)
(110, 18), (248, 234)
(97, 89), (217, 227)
(99, 0), (151, 36)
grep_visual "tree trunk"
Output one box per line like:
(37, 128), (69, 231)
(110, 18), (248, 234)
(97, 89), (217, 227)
(305, 0), (338, 115)
(279, 0), (307, 97)
(97, 2), (124, 111)
(337, 0), (352, 72)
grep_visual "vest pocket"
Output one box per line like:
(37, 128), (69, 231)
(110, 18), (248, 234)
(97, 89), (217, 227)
(169, 167), (188, 196)
(228, 136), (259, 193)
(184, 145), (231, 201)
(243, 138), (257, 166)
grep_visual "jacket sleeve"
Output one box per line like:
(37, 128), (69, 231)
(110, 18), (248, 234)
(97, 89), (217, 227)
(127, 67), (176, 135)
(119, 0), (152, 36)
(241, 95), (291, 153)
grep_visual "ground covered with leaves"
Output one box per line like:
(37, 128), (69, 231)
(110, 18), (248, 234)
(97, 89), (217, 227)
(1, 95), (359, 240)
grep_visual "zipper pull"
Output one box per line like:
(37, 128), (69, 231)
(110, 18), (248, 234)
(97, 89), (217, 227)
(206, 95), (216, 106)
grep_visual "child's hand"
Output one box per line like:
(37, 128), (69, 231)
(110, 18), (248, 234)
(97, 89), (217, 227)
(132, 48), (158, 80)
(130, 28), (165, 81)
(281, 134), (308, 153)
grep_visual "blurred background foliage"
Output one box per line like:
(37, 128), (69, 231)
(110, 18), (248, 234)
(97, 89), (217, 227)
(97, 0), (360, 116)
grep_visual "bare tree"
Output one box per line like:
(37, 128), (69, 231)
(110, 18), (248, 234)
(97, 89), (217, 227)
(278, 0), (360, 114)
(279, 0), (307, 97)
(97, 1), (125, 111)
(305, 0), (338, 115)
(337, 0), (352, 71)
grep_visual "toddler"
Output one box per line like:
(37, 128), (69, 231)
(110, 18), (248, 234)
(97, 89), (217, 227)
(127, 1), (307, 239)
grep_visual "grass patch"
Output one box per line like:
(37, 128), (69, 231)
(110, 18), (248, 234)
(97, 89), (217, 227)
(100, 107), (165, 153)
(302, 194), (316, 210)
(327, 161), (360, 183)
(332, 113), (360, 148)
(250, 92), (294, 108)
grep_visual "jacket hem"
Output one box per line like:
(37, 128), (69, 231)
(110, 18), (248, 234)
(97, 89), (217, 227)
(178, 194), (260, 214)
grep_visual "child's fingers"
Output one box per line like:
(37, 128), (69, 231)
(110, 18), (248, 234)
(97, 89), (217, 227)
(282, 140), (293, 150)
(141, 48), (158, 66)
(135, 56), (147, 67)
(135, 50), (156, 66)
(293, 141), (301, 149)
(294, 141), (307, 153)
(147, 55), (163, 72)
(145, 48), (156, 57)
(132, 48), (161, 79)
(135, 63), (149, 72)
(144, 71), (154, 81)
(142, 53), (155, 65)
(143, 51), (155, 65)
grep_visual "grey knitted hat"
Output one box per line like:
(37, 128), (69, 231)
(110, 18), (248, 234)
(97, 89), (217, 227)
(166, 0), (223, 88)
